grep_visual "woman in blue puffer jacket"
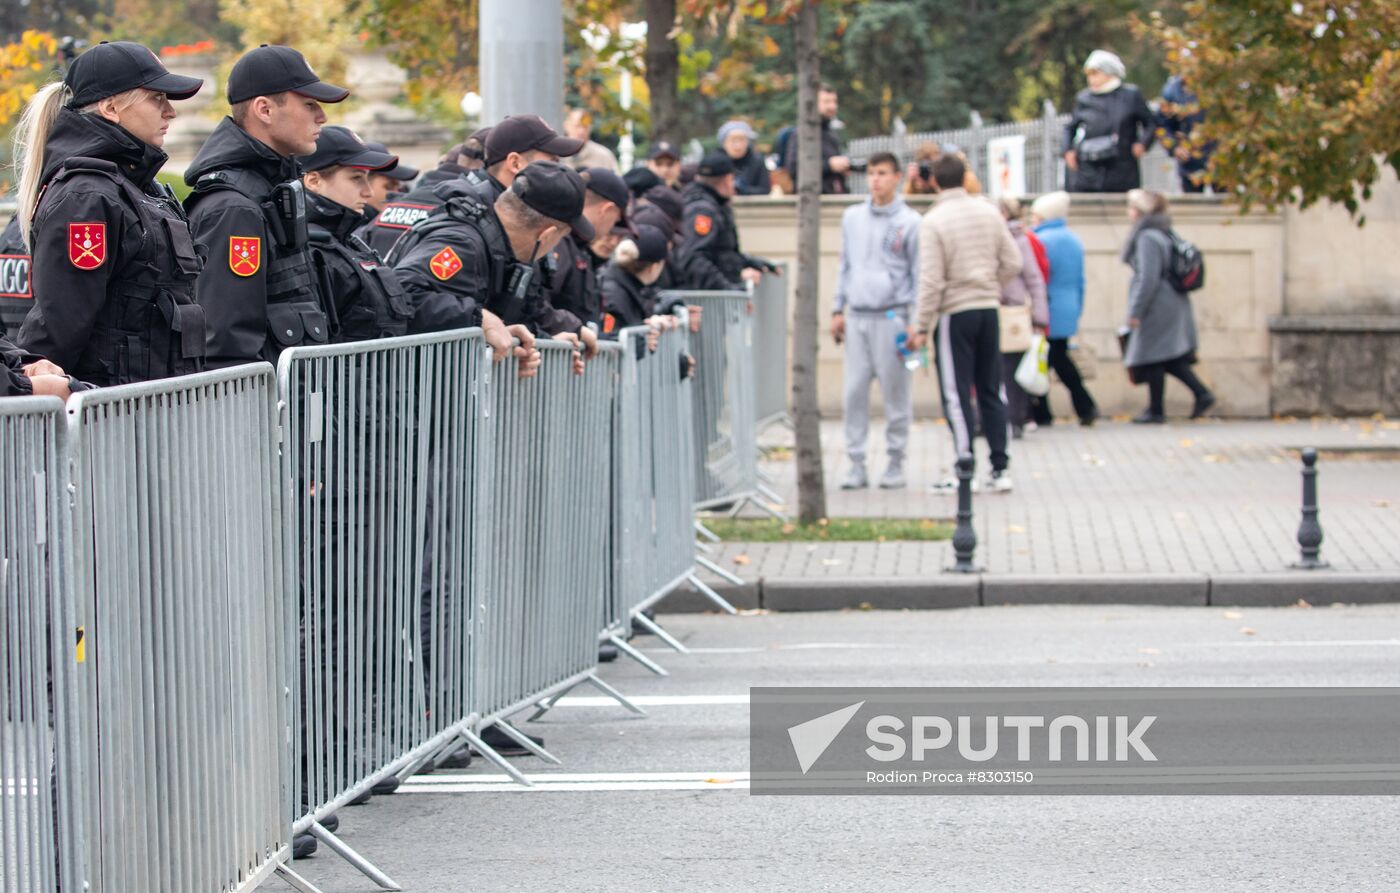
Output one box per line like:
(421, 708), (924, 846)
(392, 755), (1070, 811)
(1029, 191), (1099, 425)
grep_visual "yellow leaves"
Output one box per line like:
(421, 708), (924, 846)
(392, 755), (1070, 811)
(0, 30), (59, 132)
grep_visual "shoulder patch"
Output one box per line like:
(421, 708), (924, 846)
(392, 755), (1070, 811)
(693, 214), (713, 237)
(602, 312), (616, 334)
(430, 246), (463, 281)
(229, 236), (261, 277)
(68, 222), (106, 270)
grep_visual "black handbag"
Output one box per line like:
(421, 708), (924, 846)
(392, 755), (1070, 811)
(1077, 133), (1120, 164)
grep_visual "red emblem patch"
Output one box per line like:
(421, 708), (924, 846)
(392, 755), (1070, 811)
(602, 313), (616, 334)
(693, 215), (713, 237)
(229, 236), (261, 277)
(68, 223), (106, 270)
(430, 246), (463, 281)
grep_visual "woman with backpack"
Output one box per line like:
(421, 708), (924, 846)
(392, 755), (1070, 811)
(1121, 189), (1214, 423)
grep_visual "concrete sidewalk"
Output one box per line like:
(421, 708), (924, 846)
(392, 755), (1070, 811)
(673, 416), (1400, 609)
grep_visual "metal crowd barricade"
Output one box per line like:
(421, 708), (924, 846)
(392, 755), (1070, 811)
(278, 330), (490, 889)
(598, 324), (731, 677)
(0, 397), (66, 893)
(476, 342), (644, 747)
(750, 263), (792, 434)
(60, 366), (302, 893)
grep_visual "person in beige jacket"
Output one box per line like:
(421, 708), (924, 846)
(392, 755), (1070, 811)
(906, 154), (1023, 493)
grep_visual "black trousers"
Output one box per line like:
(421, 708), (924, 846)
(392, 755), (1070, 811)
(1139, 353), (1209, 414)
(935, 308), (1009, 472)
(1045, 338), (1098, 422)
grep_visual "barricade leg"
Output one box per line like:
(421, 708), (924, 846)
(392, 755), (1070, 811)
(309, 822), (403, 891)
(696, 554), (745, 587)
(687, 572), (740, 614)
(695, 520), (720, 542)
(630, 611), (691, 653)
(481, 718), (562, 765)
(456, 727), (534, 788)
(607, 633), (670, 676)
(275, 862), (326, 893)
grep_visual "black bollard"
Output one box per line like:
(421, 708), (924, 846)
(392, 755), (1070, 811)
(1291, 447), (1330, 570)
(946, 453), (982, 573)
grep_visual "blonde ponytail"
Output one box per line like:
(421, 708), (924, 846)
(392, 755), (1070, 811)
(13, 81), (71, 247)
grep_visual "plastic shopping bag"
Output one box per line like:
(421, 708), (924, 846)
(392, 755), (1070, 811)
(1014, 334), (1050, 397)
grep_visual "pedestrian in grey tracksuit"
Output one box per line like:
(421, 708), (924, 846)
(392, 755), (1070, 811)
(830, 152), (920, 489)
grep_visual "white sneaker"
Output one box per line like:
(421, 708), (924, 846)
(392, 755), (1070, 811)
(840, 465), (869, 490)
(879, 463), (907, 489)
(985, 470), (1013, 494)
(928, 476), (980, 495)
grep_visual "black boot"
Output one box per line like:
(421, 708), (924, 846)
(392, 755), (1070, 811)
(293, 833), (318, 859)
(1191, 391), (1216, 419)
(476, 724), (544, 757)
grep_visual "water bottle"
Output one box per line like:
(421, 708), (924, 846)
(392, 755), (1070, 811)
(890, 311), (921, 370)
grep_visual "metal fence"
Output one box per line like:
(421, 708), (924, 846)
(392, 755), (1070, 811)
(277, 331), (489, 889)
(61, 366), (296, 893)
(845, 103), (1181, 196)
(0, 397), (65, 893)
(750, 264), (792, 433)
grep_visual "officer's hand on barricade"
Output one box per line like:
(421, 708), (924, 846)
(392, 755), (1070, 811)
(552, 332), (586, 376)
(483, 310), (515, 360)
(643, 319), (662, 353)
(507, 324), (542, 378)
(740, 267), (763, 285)
(23, 358), (65, 378)
(29, 374), (71, 400)
(578, 325), (599, 360)
(687, 305), (703, 333)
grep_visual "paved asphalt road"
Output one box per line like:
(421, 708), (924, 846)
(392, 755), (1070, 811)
(295, 606), (1400, 892)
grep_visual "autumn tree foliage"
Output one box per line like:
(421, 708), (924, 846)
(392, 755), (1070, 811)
(1149, 0), (1400, 217)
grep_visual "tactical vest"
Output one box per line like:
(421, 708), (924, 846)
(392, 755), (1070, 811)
(189, 168), (329, 362)
(387, 190), (529, 317)
(308, 227), (413, 342)
(47, 157), (206, 385)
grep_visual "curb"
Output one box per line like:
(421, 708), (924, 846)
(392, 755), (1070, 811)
(659, 572), (1400, 612)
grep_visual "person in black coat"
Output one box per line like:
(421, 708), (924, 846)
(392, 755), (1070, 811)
(13, 41), (208, 387)
(300, 126), (414, 343)
(600, 225), (669, 336)
(674, 152), (777, 290)
(184, 45), (351, 368)
(1062, 50), (1155, 194)
(718, 120), (771, 196)
(544, 167), (629, 334)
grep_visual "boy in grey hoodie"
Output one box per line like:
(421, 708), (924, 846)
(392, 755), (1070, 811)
(831, 152), (921, 489)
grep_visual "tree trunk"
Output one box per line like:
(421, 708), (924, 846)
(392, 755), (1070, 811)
(791, 0), (827, 525)
(643, 0), (680, 145)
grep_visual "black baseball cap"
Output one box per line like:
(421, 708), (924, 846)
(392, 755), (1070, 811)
(647, 141), (680, 162)
(485, 115), (584, 167)
(365, 141), (419, 181)
(630, 204), (674, 240)
(579, 167), (630, 226)
(64, 41), (203, 108)
(631, 224), (670, 264)
(227, 45), (350, 105)
(623, 166), (663, 197)
(698, 151), (736, 177)
(300, 126), (397, 172)
(511, 161), (594, 242)
(640, 185), (684, 223)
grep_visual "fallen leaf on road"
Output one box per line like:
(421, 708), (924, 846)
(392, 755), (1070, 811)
(1138, 647), (1161, 655)
(859, 601), (873, 611)
(1008, 525), (1026, 534)
(1203, 454), (1228, 463)
(733, 554), (751, 566)
(1179, 439), (1194, 448)
(1222, 610), (1244, 620)
(821, 558), (843, 566)
(1240, 626), (1257, 636)
(737, 608), (770, 616)
(705, 778), (737, 785)
(1294, 598), (1312, 609)
(1375, 500), (1392, 509)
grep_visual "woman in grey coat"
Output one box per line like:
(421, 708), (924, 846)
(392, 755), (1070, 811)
(1121, 190), (1215, 423)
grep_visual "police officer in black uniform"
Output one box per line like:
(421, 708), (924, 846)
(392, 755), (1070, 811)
(300, 126), (414, 343)
(600, 224), (670, 335)
(12, 40), (208, 387)
(362, 140), (419, 223)
(355, 126), (493, 258)
(389, 160), (594, 340)
(184, 44), (350, 367)
(675, 151), (778, 291)
(468, 115), (584, 201)
(544, 167), (629, 333)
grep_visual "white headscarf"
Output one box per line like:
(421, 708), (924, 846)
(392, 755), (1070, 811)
(1084, 49), (1126, 81)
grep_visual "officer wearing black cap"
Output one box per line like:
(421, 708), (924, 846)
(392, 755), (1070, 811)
(675, 150), (778, 290)
(646, 140), (682, 189)
(544, 167), (629, 333)
(355, 126), (494, 258)
(10, 40), (208, 386)
(183, 44), (350, 367)
(471, 114), (584, 200)
(389, 160), (594, 338)
(363, 140), (420, 220)
(299, 126), (415, 343)
(600, 224), (671, 335)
